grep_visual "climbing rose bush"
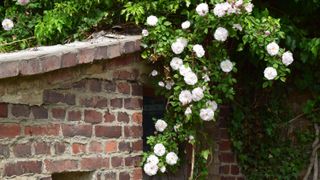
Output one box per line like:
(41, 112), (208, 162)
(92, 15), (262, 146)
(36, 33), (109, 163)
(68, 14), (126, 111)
(141, 0), (294, 178)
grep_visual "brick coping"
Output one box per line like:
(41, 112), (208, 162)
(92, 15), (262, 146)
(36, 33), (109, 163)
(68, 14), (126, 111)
(0, 35), (141, 80)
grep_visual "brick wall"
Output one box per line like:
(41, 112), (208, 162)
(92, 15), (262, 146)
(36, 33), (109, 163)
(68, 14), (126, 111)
(0, 53), (144, 180)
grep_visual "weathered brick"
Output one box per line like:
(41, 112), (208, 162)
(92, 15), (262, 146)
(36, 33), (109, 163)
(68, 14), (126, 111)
(45, 159), (78, 173)
(0, 61), (19, 79)
(67, 110), (82, 121)
(43, 90), (64, 104)
(231, 165), (240, 175)
(47, 70), (75, 85)
(105, 172), (117, 180)
(95, 126), (122, 138)
(131, 168), (142, 180)
(34, 142), (51, 155)
(221, 177), (236, 180)
(72, 80), (87, 91)
(63, 93), (76, 105)
(124, 98), (142, 110)
(104, 81), (116, 92)
(61, 52), (77, 68)
(117, 112), (129, 123)
(88, 79), (102, 92)
(113, 70), (137, 81)
(31, 106), (48, 119)
(104, 112), (115, 122)
(89, 141), (102, 153)
(220, 165), (230, 174)
(219, 140), (232, 152)
(62, 124), (92, 137)
(125, 156), (141, 167)
(40, 177), (52, 180)
(19, 59), (42, 75)
(219, 153), (235, 163)
(13, 143), (31, 158)
(132, 112), (142, 125)
(4, 161), (42, 176)
(117, 82), (130, 94)
(121, 41), (137, 54)
(119, 172), (130, 180)
(105, 43), (121, 59)
(40, 55), (61, 72)
(77, 48), (96, 64)
(131, 83), (143, 96)
(84, 110), (102, 124)
(80, 97), (108, 108)
(132, 140), (143, 152)
(0, 103), (8, 118)
(72, 143), (86, 154)
(11, 104), (30, 118)
(54, 142), (66, 155)
(25, 124), (60, 136)
(110, 98), (123, 108)
(124, 126), (143, 138)
(220, 128), (230, 140)
(111, 156), (123, 168)
(0, 144), (10, 158)
(0, 124), (20, 138)
(51, 108), (66, 120)
(80, 157), (103, 170)
(105, 140), (117, 153)
(118, 141), (131, 152)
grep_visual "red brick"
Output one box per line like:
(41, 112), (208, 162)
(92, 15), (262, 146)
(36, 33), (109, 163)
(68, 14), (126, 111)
(77, 48), (96, 64)
(104, 81), (116, 92)
(51, 108), (66, 120)
(111, 156), (123, 168)
(80, 97), (108, 108)
(231, 165), (240, 175)
(237, 177), (245, 180)
(132, 112), (142, 124)
(0, 124), (20, 138)
(131, 168), (142, 180)
(124, 126), (142, 138)
(95, 126), (122, 138)
(63, 93), (76, 105)
(62, 124), (92, 137)
(72, 80), (87, 91)
(125, 156), (141, 167)
(118, 141), (131, 152)
(67, 110), (82, 121)
(4, 161), (42, 176)
(131, 83), (142, 96)
(72, 143), (86, 154)
(113, 70), (136, 80)
(80, 157), (103, 170)
(124, 98), (142, 110)
(0, 61), (19, 79)
(89, 141), (102, 153)
(220, 128), (230, 140)
(19, 59), (42, 75)
(34, 142), (51, 155)
(25, 124), (60, 136)
(43, 90), (64, 104)
(54, 142), (66, 155)
(0, 103), (8, 118)
(119, 172), (130, 180)
(117, 82), (130, 94)
(84, 110), (102, 123)
(88, 79), (102, 92)
(105, 172), (117, 180)
(220, 165), (230, 174)
(117, 112), (129, 123)
(219, 140), (232, 151)
(47, 70), (75, 85)
(110, 98), (123, 108)
(219, 153), (235, 163)
(45, 159), (78, 173)
(40, 55), (61, 72)
(11, 104), (30, 118)
(105, 140), (117, 153)
(104, 112), (115, 122)
(132, 140), (143, 152)
(31, 106), (48, 119)
(61, 52), (77, 68)
(13, 143), (32, 158)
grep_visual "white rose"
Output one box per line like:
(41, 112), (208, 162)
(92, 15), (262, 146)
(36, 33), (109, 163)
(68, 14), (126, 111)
(189, 135), (194, 141)
(206, 101), (218, 111)
(151, 70), (158, 76)
(171, 41), (185, 55)
(154, 143), (166, 157)
(179, 65), (192, 77)
(244, 3), (254, 13)
(220, 59), (234, 73)
(2, 19), (14, 31)
(192, 44), (205, 58)
(147, 154), (159, 165)
(144, 163), (159, 176)
(181, 21), (191, 29)
(196, 3), (209, 16)
(266, 42), (279, 56)
(184, 72), (198, 85)
(147, 15), (158, 26)
(200, 108), (215, 121)
(192, 87), (204, 101)
(170, 57), (183, 70)
(158, 81), (165, 87)
(213, 4), (226, 17)
(264, 67), (278, 80)
(179, 90), (192, 105)
(155, 119), (167, 132)
(282, 51), (294, 66)
(165, 83), (172, 90)
(166, 152), (178, 165)
(214, 27), (229, 42)
(142, 29), (149, 37)
(185, 107), (192, 116)
(233, 24), (243, 31)
(160, 166), (166, 173)
(17, 0), (30, 5)
(235, 0), (243, 7)
(177, 37), (188, 47)
(202, 74), (210, 82)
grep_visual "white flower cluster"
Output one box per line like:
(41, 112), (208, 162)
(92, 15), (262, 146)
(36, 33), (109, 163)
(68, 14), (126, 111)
(264, 41), (294, 80)
(155, 119), (167, 132)
(181, 21), (191, 29)
(192, 44), (205, 58)
(176, 65), (198, 85)
(214, 27), (229, 42)
(220, 59), (234, 73)
(147, 15), (158, 26)
(200, 100), (218, 121)
(2, 19), (14, 31)
(213, 0), (254, 18)
(196, 3), (209, 16)
(17, 0), (30, 5)
(171, 38), (188, 55)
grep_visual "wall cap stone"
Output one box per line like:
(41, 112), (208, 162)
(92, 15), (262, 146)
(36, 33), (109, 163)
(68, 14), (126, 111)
(0, 35), (141, 79)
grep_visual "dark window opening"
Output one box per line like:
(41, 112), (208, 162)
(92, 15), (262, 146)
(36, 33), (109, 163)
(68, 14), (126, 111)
(52, 171), (93, 180)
